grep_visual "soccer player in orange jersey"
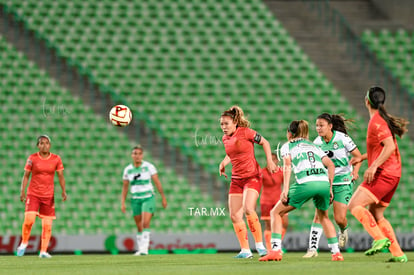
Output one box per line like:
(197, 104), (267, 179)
(219, 106), (277, 259)
(348, 87), (408, 262)
(260, 152), (288, 251)
(16, 135), (67, 258)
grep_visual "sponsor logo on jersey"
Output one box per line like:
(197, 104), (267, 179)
(306, 168), (326, 176)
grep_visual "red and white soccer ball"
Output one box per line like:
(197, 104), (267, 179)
(109, 105), (132, 127)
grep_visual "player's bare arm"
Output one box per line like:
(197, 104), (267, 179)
(57, 170), (67, 201)
(121, 180), (130, 213)
(20, 170), (31, 202)
(152, 174), (167, 208)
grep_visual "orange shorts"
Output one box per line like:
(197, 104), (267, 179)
(361, 170), (400, 206)
(229, 175), (262, 195)
(260, 203), (277, 220)
(25, 194), (56, 219)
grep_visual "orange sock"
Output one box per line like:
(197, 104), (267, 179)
(264, 230), (271, 250)
(233, 222), (249, 249)
(21, 213), (36, 244)
(378, 218), (404, 257)
(246, 213), (263, 243)
(40, 219), (53, 253)
(351, 206), (386, 240)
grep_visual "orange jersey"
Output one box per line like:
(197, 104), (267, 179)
(367, 111), (401, 177)
(24, 152), (64, 198)
(260, 167), (283, 204)
(222, 127), (261, 179)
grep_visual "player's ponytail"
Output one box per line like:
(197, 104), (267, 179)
(221, 105), (251, 128)
(366, 86), (408, 138)
(288, 120), (308, 139)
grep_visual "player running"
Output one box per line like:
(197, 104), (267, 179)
(219, 105), (276, 259)
(259, 120), (343, 262)
(348, 86), (408, 262)
(16, 135), (67, 258)
(260, 151), (288, 251)
(121, 145), (167, 256)
(303, 113), (362, 258)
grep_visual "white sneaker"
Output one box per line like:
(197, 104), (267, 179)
(133, 250), (148, 256)
(39, 252), (52, 258)
(338, 229), (348, 248)
(303, 249), (318, 258)
(16, 243), (27, 257)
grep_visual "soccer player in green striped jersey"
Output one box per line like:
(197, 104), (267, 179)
(259, 120), (343, 262)
(303, 114), (362, 258)
(121, 145), (167, 256)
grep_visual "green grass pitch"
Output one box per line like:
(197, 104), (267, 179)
(1, 252), (412, 275)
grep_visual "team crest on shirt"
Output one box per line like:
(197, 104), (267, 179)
(333, 142), (339, 150)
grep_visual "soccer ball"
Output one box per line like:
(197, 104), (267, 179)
(109, 105), (132, 127)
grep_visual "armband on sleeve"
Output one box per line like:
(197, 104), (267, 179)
(254, 133), (262, 144)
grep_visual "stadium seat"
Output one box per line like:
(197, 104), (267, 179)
(361, 29), (414, 96)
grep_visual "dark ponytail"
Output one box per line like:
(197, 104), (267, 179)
(366, 86), (409, 138)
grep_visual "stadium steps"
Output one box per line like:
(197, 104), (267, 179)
(328, 0), (410, 34)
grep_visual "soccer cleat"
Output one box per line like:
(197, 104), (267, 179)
(259, 250), (283, 261)
(387, 254), (408, 263)
(16, 245), (27, 257)
(133, 251), (142, 256)
(364, 238), (391, 256)
(39, 252), (52, 258)
(233, 252), (253, 259)
(331, 252), (344, 261)
(256, 247), (267, 257)
(338, 229), (349, 248)
(303, 249), (318, 258)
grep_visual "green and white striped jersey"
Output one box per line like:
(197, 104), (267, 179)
(281, 138), (329, 185)
(122, 161), (157, 199)
(313, 131), (357, 185)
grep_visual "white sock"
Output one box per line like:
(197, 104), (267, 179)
(255, 242), (266, 250)
(270, 237), (282, 251)
(328, 242), (340, 254)
(136, 234), (142, 251)
(18, 243), (28, 249)
(308, 223), (323, 251)
(141, 230), (150, 252)
(241, 248), (252, 254)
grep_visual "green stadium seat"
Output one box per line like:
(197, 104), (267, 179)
(361, 29), (414, 96)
